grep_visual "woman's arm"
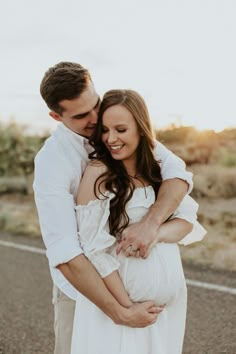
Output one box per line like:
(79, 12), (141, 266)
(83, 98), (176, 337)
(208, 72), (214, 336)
(103, 272), (132, 307)
(77, 162), (132, 307)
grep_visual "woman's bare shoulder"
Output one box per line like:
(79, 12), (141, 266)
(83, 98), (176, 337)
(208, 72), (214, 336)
(85, 160), (107, 178)
(77, 160), (107, 204)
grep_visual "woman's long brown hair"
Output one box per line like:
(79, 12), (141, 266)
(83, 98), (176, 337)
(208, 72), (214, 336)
(89, 89), (162, 239)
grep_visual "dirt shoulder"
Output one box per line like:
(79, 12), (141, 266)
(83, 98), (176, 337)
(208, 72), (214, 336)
(180, 197), (236, 271)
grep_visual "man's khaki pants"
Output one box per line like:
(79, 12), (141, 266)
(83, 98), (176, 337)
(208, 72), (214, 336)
(53, 285), (76, 354)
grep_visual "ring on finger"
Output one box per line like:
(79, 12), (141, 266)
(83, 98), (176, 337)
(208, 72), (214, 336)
(125, 245), (133, 256)
(130, 248), (140, 257)
(135, 250), (140, 258)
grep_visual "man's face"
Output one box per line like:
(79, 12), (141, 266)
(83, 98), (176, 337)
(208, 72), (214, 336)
(50, 82), (100, 138)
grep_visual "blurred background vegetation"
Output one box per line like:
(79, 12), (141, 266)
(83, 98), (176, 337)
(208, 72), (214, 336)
(0, 121), (236, 270)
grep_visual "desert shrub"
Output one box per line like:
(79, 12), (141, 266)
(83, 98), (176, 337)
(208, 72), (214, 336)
(218, 128), (236, 142)
(0, 121), (47, 177)
(157, 126), (219, 145)
(215, 147), (236, 167)
(0, 176), (27, 194)
(166, 142), (216, 165)
(156, 126), (236, 167)
(156, 125), (198, 144)
(191, 165), (236, 198)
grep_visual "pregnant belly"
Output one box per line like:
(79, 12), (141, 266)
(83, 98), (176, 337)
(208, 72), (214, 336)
(116, 243), (185, 306)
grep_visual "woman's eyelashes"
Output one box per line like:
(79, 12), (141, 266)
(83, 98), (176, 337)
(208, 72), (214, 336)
(101, 127), (127, 133)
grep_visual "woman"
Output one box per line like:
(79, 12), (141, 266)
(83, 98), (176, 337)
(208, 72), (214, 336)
(71, 90), (205, 354)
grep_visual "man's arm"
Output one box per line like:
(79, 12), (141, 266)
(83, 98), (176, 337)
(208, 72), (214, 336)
(117, 141), (192, 257)
(117, 178), (188, 257)
(57, 254), (160, 327)
(150, 195), (206, 247)
(34, 151), (162, 327)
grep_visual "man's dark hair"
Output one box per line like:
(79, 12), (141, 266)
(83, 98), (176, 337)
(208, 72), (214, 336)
(40, 62), (92, 115)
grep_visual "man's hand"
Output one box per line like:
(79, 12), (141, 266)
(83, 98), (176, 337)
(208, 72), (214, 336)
(116, 215), (161, 258)
(58, 255), (165, 328)
(117, 301), (165, 328)
(116, 178), (189, 258)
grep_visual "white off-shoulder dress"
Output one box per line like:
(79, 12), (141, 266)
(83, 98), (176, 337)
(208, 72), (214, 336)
(71, 187), (206, 354)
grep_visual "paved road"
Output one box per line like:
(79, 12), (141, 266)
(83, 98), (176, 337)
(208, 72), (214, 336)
(0, 233), (236, 354)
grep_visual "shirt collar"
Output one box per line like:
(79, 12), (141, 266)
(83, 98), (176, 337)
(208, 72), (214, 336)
(57, 123), (88, 145)
(56, 123), (93, 153)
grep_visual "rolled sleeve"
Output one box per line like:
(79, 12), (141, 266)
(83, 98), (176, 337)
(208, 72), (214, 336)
(172, 195), (199, 224)
(178, 221), (207, 246)
(154, 141), (193, 193)
(33, 149), (83, 268)
(47, 237), (83, 268)
(171, 195), (207, 245)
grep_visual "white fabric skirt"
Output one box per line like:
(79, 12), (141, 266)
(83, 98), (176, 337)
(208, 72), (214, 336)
(71, 243), (187, 354)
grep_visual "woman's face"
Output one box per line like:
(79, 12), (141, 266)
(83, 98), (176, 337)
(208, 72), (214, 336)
(101, 104), (141, 166)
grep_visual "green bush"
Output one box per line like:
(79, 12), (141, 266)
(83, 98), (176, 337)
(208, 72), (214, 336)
(216, 148), (236, 167)
(0, 121), (47, 177)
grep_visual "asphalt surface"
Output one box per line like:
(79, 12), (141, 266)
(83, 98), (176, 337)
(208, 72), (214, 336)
(0, 233), (236, 354)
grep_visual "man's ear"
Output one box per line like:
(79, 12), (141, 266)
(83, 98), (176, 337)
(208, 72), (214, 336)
(49, 111), (62, 122)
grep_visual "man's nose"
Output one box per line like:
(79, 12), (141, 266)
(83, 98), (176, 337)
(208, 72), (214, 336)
(89, 109), (98, 124)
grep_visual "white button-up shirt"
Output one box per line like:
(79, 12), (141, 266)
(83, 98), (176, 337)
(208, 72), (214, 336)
(33, 123), (193, 300)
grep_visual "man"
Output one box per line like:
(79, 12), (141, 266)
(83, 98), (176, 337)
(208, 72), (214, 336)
(34, 62), (194, 354)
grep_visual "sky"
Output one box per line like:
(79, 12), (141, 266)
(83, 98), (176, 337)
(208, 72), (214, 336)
(0, 0), (236, 133)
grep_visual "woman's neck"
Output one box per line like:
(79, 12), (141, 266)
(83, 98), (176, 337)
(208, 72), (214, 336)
(122, 161), (150, 188)
(122, 159), (137, 178)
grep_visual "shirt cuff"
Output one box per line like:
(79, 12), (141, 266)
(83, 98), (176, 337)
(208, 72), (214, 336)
(178, 221), (207, 246)
(172, 195), (199, 223)
(47, 237), (84, 267)
(162, 169), (193, 194)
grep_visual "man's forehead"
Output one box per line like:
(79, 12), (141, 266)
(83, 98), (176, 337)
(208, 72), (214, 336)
(60, 85), (98, 116)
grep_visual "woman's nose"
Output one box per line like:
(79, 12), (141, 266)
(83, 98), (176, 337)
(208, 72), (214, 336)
(107, 131), (117, 143)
